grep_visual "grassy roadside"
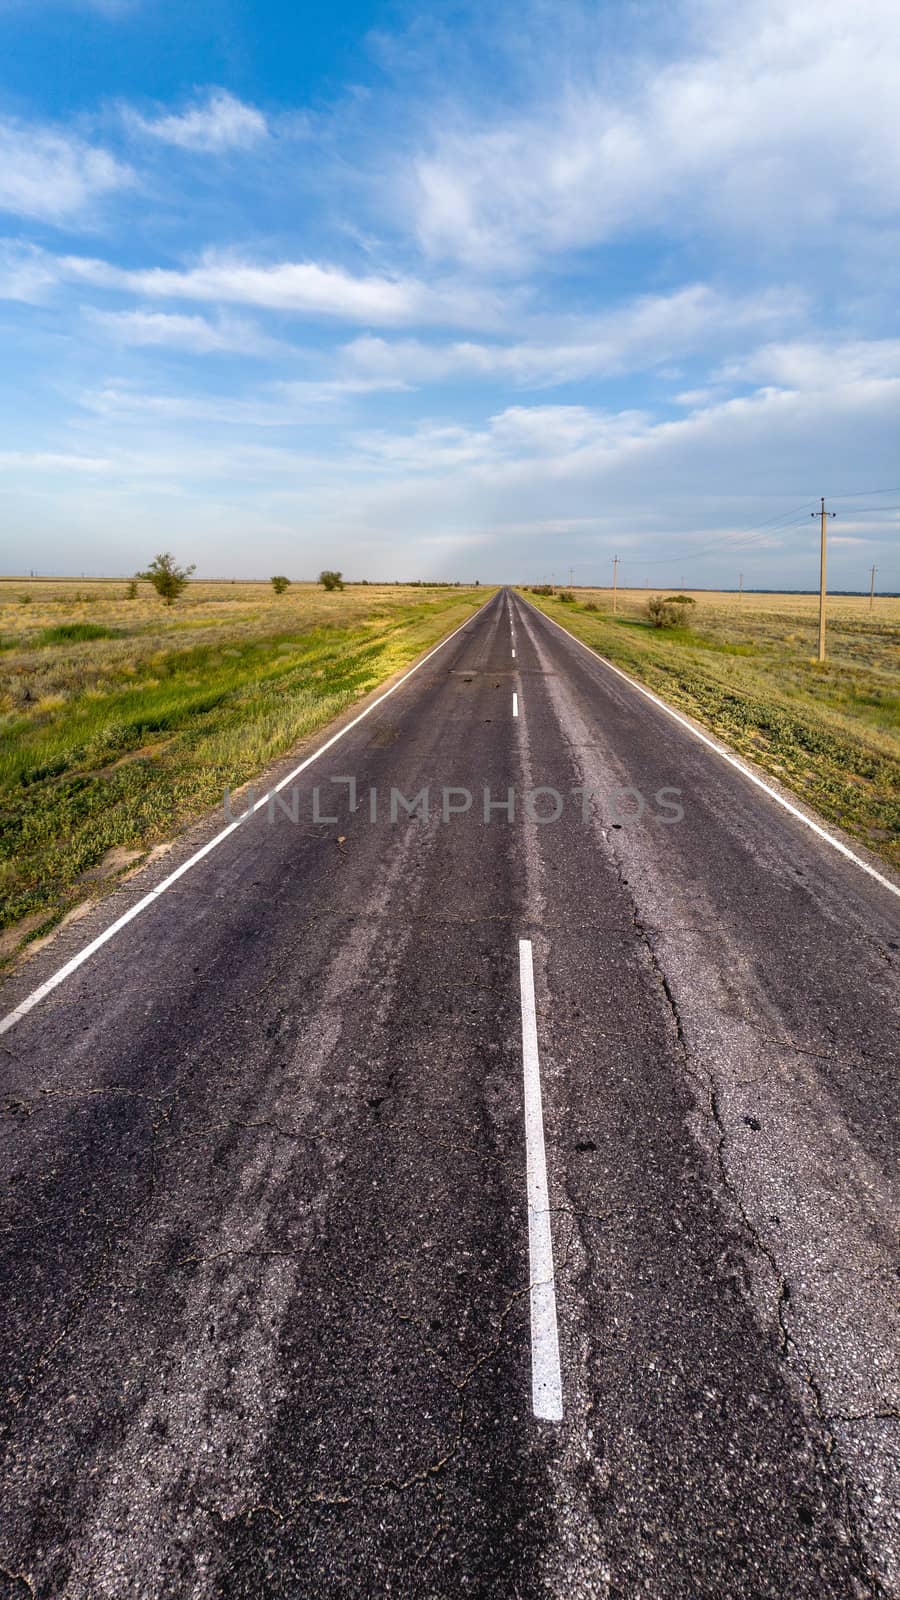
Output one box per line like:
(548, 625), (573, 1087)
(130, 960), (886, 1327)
(0, 581), (490, 959)
(518, 588), (900, 871)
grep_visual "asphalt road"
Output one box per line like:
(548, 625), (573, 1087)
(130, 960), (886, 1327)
(1, 588), (898, 1599)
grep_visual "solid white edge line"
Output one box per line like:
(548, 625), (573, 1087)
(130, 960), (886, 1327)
(513, 691), (519, 718)
(0, 594), (497, 1037)
(520, 596), (900, 902)
(518, 937), (563, 1422)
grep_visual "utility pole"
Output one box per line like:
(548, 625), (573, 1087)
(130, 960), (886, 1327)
(738, 572), (743, 604)
(869, 564), (877, 611)
(612, 554), (619, 614)
(812, 497), (835, 663)
(569, 566), (573, 589)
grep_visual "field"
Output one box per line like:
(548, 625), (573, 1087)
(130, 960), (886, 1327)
(0, 578), (488, 961)
(520, 586), (900, 870)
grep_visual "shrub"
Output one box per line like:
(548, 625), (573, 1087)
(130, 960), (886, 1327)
(559, 589), (575, 603)
(139, 553), (195, 606)
(582, 600), (599, 611)
(271, 575), (290, 595)
(125, 580), (138, 599)
(19, 593), (32, 605)
(319, 570), (344, 591)
(648, 593), (697, 628)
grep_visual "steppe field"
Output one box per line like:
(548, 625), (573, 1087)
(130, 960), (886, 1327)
(2, 578), (897, 965)
(521, 585), (900, 871)
(0, 578), (486, 960)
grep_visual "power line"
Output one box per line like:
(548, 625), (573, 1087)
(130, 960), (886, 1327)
(577, 490), (899, 578)
(824, 486), (900, 500)
(626, 493), (898, 568)
(829, 504), (900, 516)
(626, 510), (814, 569)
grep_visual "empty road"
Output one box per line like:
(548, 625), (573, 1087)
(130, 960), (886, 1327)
(1, 588), (898, 1599)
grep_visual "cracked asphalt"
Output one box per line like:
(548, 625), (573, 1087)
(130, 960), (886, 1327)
(1, 587), (898, 1598)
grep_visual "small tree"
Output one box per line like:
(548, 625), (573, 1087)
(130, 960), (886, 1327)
(319, 570), (344, 591)
(125, 579), (138, 599)
(139, 553), (195, 606)
(271, 575), (290, 595)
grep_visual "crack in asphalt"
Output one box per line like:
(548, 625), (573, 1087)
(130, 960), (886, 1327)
(0, 1563), (36, 1598)
(595, 819), (891, 1598)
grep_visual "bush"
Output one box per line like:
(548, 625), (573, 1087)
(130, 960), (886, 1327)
(558, 589), (575, 603)
(139, 553), (196, 606)
(19, 593), (32, 605)
(319, 570), (344, 591)
(648, 593), (697, 628)
(582, 600), (599, 611)
(529, 584), (554, 596)
(270, 575), (290, 595)
(125, 580), (139, 600)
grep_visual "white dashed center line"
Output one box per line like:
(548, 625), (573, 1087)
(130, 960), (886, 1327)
(518, 937), (563, 1421)
(513, 692), (519, 717)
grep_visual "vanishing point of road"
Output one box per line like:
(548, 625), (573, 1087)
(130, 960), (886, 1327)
(1, 589), (898, 1598)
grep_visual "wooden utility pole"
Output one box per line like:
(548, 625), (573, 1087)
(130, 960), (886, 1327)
(812, 498), (835, 662)
(869, 564), (877, 611)
(612, 554), (619, 614)
(738, 572), (743, 604)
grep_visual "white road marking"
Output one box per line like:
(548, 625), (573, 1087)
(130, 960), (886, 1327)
(0, 599), (494, 1037)
(525, 600), (900, 902)
(512, 648), (516, 658)
(513, 692), (519, 717)
(518, 937), (563, 1422)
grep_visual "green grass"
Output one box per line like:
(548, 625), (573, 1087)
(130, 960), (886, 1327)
(35, 622), (123, 646)
(0, 581), (489, 956)
(520, 588), (900, 870)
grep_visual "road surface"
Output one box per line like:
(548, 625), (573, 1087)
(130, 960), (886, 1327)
(1, 588), (898, 1598)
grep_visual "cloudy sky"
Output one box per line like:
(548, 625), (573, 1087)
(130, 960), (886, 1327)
(1, 0), (899, 586)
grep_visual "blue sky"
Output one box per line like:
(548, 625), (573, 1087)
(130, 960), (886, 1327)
(1, 0), (899, 587)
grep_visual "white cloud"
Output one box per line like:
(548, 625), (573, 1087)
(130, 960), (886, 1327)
(410, 0), (900, 267)
(0, 118), (130, 224)
(50, 247), (506, 327)
(675, 388), (716, 408)
(340, 285), (805, 386)
(85, 307), (282, 354)
(76, 372), (405, 427)
(720, 338), (900, 390)
(259, 376), (900, 577)
(0, 451), (112, 471)
(6, 369), (899, 581)
(129, 89), (267, 152)
(0, 241), (62, 301)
